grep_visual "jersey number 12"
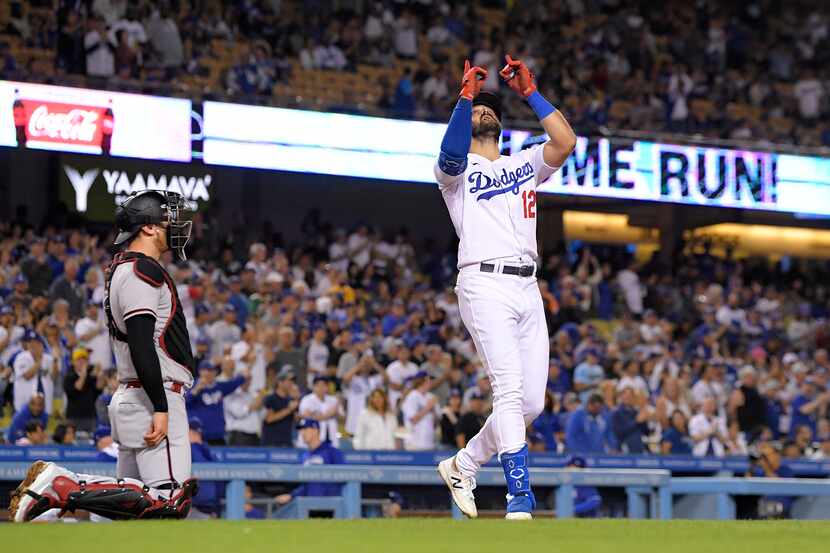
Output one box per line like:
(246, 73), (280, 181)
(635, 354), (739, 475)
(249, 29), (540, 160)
(522, 190), (536, 219)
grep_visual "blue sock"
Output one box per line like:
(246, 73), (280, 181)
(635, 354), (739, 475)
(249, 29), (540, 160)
(501, 445), (533, 497)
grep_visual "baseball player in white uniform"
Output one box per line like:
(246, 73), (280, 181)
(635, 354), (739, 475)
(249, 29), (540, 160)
(436, 56), (576, 519)
(10, 191), (199, 522)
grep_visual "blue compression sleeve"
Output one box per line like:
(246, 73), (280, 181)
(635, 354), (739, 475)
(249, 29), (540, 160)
(438, 98), (472, 176)
(527, 91), (556, 120)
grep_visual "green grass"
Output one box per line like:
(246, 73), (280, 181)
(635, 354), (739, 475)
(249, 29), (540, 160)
(2, 519), (829, 553)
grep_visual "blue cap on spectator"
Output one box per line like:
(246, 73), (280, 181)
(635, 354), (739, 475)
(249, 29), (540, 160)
(388, 491), (405, 506)
(93, 425), (111, 442)
(13, 273), (28, 285)
(198, 360), (218, 372)
(567, 455), (587, 468)
(351, 332), (367, 344)
(195, 303), (211, 316)
(196, 336), (211, 346)
(22, 328), (39, 342)
(296, 418), (320, 430)
(312, 375), (328, 385)
(189, 417), (203, 432)
(0, 304), (13, 315)
(223, 303), (237, 313)
(468, 391), (485, 401)
(449, 388), (462, 398)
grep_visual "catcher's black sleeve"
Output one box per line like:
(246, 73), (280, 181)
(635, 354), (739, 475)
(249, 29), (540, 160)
(125, 314), (168, 413)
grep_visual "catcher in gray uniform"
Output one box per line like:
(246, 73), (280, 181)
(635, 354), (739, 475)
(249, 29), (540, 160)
(10, 190), (199, 522)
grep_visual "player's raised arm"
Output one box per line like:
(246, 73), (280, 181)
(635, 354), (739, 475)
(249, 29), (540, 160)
(499, 55), (577, 169)
(434, 60), (487, 186)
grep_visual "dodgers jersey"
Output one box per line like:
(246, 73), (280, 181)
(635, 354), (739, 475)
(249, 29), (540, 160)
(434, 144), (559, 269)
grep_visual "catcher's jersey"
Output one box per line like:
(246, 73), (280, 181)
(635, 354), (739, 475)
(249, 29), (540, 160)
(106, 252), (195, 387)
(434, 144), (559, 269)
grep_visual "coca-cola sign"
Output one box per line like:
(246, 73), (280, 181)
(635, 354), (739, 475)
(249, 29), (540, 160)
(26, 102), (104, 145)
(1, 80), (192, 161)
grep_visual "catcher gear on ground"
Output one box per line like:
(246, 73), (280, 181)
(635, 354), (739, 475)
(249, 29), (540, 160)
(113, 190), (194, 260)
(10, 461), (198, 522)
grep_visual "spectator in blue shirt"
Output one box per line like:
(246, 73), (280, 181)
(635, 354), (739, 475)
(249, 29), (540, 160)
(789, 378), (830, 439)
(564, 456), (602, 518)
(547, 359), (571, 397)
(381, 300), (407, 337)
(188, 417), (223, 518)
(661, 411), (693, 455)
(531, 390), (562, 452)
(275, 419), (345, 506)
(611, 386), (650, 454)
(565, 394), (609, 454)
(227, 276), (250, 326)
(6, 394), (48, 443)
(574, 350), (604, 403)
(186, 361), (246, 446)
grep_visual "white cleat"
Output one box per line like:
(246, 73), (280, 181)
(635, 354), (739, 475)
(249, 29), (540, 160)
(9, 461), (67, 522)
(437, 456), (478, 519)
(505, 512), (533, 520)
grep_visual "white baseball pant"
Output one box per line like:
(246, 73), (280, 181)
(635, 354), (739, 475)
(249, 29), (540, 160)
(453, 263), (549, 477)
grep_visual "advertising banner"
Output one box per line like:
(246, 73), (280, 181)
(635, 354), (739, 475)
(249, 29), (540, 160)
(0, 80), (192, 161)
(202, 102), (830, 216)
(58, 154), (214, 221)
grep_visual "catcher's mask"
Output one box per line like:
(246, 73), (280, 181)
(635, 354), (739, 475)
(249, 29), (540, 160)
(113, 190), (194, 261)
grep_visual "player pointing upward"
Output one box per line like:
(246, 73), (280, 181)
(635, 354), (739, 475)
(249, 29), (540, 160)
(436, 56), (576, 520)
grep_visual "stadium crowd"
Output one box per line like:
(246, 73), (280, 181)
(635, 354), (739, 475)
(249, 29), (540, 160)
(2, 1), (830, 148)
(2, 214), (830, 466)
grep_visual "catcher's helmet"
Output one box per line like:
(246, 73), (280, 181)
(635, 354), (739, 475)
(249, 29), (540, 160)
(113, 190), (194, 260)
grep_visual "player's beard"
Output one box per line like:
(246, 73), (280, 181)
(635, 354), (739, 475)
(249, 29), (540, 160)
(472, 116), (501, 142)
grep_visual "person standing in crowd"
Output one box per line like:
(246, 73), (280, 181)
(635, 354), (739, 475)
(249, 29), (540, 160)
(261, 366), (300, 447)
(342, 340), (385, 436)
(386, 343), (419, 409)
(689, 397), (729, 457)
(728, 366), (766, 442)
(13, 329), (57, 415)
(273, 326), (307, 390)
(63, 347), (106, 433)
(74, 302), (112, 372)
(440, 389), (463, 448)
(186, 361), (246, 446)
(224, 373), (266, 446)
(455, 392), (487, 448)
(565, 394), (609, 454)
(298, 376), (341, 447)
(401, 372), (439, 451)
(306, 326), (330, 387)
(611, 386), (652, 454)
(208, 304), (241, 359)
(353, 388), (398, 450)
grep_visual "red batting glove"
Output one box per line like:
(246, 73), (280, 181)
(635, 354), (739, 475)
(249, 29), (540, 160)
(459, 59), (488, 100)
(499, 55), (537, 98)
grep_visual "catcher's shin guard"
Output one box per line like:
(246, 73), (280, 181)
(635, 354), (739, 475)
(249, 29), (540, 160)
(48, 476), (199, 520)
